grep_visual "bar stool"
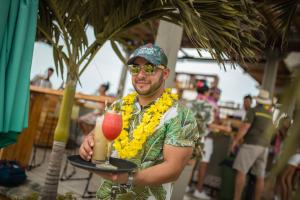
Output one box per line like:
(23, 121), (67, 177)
(28, 95), (60, 170)
(28, 112), (58, 170)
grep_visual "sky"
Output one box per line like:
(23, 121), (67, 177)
(30, 28), (259, 106)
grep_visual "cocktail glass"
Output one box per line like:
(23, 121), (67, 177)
(98, 110), (122, 168)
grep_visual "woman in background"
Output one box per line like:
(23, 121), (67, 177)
(77, 83), (110, 135)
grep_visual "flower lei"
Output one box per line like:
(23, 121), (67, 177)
(113, 88), (178, 159)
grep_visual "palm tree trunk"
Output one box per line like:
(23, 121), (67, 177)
(42, 78), (76, 200)
(268, 75), (300, 200)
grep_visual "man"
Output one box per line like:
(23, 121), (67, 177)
(79, 43), (199, 200)
(235, 95), (253, 120)
(243, 95), (252, 111)
(231, 89), (274, 200)
(30, 67), (54, 88)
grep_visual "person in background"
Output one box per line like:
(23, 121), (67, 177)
(30, 67), (54, 89)
(272, 116), (291, 156)
(77, 83), (110, 135)
(243, 95), (252, 112)
(231, 89), (274, 200)
(280, 150), (300, 200)
(187, 80), (214, 199)
(234, 95), (253, 120)
(208, 87), (222, 124)
(190, 80), (231, 200)
(267, 116), (292, 170)
(79, 43), (199, 200)
(210, 76), (219, 92)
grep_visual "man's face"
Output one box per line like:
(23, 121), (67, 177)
(99, 86), (107, 95)
(47, 69), (53, 78)
(131, 57), (169, 96)
(243, 98), (252, 110)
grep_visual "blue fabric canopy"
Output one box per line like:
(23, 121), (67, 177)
(0, 0), (38, 148)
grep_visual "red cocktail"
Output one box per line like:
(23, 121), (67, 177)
(100, 110), (122, 167)
(102, 111), (122, 141)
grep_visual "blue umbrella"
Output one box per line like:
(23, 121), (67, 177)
(0, 0), (38, 148)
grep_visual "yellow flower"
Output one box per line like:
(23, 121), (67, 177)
(113, 88), (178, 159)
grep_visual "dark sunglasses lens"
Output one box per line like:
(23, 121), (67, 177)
(128, 64), (158, 75)
(129, 65), (140, 75)
(144, 64), (156, 75)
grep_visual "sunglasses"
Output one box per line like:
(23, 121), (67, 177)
(128, 64), (166, 76)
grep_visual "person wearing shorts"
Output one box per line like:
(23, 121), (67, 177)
(189, 80), (231, 200)
(231, 89), (274, 200)
(280, 153), (300, 200)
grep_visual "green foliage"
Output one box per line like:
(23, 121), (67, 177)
(258, 0), (298, 48)
(37, 0), (297, 77)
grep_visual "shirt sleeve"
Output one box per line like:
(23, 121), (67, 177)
(164, 106), (199, 147)
(243, 108), (254, 124)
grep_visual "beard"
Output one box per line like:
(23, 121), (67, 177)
(133, 73), (164, 97)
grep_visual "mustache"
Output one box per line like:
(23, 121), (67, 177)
(135, 78), (150, 84)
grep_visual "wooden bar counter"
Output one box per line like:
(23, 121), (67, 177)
(0, 85), (115, 167)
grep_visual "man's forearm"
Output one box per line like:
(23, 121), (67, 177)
(105, 145), (193, 186)
(133, 160), (187, 186)
(234, 123), (250, 142)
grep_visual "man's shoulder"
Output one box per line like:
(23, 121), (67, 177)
(246, 107), (255, 114)
(173, 100), (189, 111)
(187, 99), (213, 111)
(160, 101), (197, 130)
(169, 100), (196, 119)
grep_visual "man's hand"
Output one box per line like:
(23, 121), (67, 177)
(79, 132), (94, 161)
(230, 122), (251, 153)
(230, 139), (238, 153)
(225, 125), (232, 133)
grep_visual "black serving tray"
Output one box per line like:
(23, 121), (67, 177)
(67, 155), (137, 173)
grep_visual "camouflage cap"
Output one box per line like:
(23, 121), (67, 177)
(127, 43), (168, 67)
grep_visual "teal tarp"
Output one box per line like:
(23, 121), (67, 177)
(0, 0), (38, 148)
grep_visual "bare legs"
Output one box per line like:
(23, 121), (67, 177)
(195, 162), (208, 192)
(234, 170), (264, 200)
(280, 165), (296, 200)
(254, 176), (264, 200)
(234, 170), (246, 200)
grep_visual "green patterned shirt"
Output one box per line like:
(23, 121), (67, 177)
(186, 98), (214, 137)
(96, 98), (199, 200)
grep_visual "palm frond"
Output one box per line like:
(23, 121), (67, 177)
(110, 41), (127, 65)
(87, 0), (266, 64)
(258, 0), (298, 48)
